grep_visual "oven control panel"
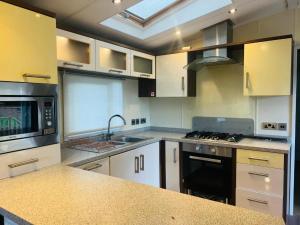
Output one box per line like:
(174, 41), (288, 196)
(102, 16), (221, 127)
(43, 101), (56, 135)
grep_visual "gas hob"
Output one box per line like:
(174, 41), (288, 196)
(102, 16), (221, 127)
(184, 131), (244, 143)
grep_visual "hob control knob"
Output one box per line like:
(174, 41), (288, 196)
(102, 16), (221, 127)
(47, 121), (52, 126)
(211, 148), (216, 153)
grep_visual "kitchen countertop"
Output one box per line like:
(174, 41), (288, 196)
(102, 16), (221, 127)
(0, 165), (284, 225)
(62, 129), (290, 166)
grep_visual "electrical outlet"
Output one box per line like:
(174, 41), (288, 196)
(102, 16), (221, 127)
(141, 118), (146, 124)
(135, 118), (140, 125)
(131, 119), (136, 125)
(278, 123), (287, 131)
(262, 122), (278, 130)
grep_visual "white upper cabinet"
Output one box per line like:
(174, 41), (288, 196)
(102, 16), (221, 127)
(56, 29), (96, 71)
(131, 50), (156, 79)
(156, 52), (188, 97)
(96, 41), (131, 76)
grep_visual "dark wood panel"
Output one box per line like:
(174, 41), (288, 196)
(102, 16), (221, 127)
(187, 52), (197, 97)
(160, 141), (166, 189)
(1, 0), (56, 18)
(0, 215), (3, 225)
(156, 34), (293, 56)
(138, 78), (156, 97)
(179, 142), (184, 193)
(231, 149), (237, 205)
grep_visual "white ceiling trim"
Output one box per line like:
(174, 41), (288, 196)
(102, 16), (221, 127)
(101, 0), (232, 39)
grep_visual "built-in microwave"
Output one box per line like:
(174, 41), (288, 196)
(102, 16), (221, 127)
(0, 82), (58, 154)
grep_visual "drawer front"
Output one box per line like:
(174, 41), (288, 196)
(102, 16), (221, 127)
(79, 158), (110, 175)
(237, 149), (284, 169)
(236, 163), (283, 196)
(236, 188), (283, 217)
(0, 144), (61, 179)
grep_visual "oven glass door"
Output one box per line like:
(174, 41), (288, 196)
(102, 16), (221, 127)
(0, 98), (42, 141)
(182, 151), (233, 203)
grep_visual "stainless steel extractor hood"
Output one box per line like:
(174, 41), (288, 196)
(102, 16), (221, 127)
(184, 20), (235, 71)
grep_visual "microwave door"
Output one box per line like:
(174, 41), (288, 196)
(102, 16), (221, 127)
(0, 97), (43, 142)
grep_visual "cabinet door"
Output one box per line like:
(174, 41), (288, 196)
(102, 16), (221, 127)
(244, 38), (292, 96)
(0, 2), (57, 84)
(137, 142), (160, 187)
(131, 51), (155, 79)
(78, 158), (110, 175)
(110, 148), (140, 183)
(165, 142), (180, 192)
(0, 144), (61, 179)
(56, 29), (96, 71)
(96, 41), (130, 76)
(236, 188), (283, 217)
(156, 53), (188, 97)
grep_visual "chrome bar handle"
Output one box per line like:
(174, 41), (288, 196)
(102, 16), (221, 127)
(246, 72), (250, 89)
(109, 69), (123, 74)
(189, 156), (221, 164)
(181, 76), (185, 91)
(248, 157), (269, 162)
(83, 163), (103, 171)
(8, 158), (39, 168)
(135, 156), (139, 173)
(63, 62), (83, 68)
(173, 148), (177, 163)
(248, 171), (269, 177)
(140, 154), (144, 171)
(140, 74), (150, 78)
(247, 198), (268, 205)
(23, 74), (51, 79)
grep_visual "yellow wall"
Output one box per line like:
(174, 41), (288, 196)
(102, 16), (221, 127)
(150, 65), (256, 129)
(234, 8), (300, 45)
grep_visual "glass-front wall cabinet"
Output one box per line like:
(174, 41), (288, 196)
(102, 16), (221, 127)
(96, 41), (130, 76)
(131, 51), (155, 79)
(56, 29), (96, 71)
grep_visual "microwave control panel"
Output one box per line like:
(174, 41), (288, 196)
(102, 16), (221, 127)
(43, 100), (56, 135)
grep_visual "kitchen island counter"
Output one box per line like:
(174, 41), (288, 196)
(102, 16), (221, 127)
(0, 165), (284, 225)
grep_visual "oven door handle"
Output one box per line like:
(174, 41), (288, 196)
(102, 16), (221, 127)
(189, 156), (222, 164)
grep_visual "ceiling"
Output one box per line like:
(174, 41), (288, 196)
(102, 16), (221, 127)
(24, 0), (299, 52)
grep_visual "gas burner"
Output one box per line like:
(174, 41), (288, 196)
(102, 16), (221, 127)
(185, 131), (244, 143)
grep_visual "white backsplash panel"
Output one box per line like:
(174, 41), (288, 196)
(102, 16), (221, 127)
(255, 96), (291, 137)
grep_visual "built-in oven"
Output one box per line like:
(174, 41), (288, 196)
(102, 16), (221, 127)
(0, 82), (58, 154)
(181, 143), (234, 204)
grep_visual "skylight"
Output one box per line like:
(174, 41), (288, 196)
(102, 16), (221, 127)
(101, 0), (232, 40)
(126, 0), (177, 20)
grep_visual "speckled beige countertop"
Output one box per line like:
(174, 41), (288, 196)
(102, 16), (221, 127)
(0, 165), (284, 225)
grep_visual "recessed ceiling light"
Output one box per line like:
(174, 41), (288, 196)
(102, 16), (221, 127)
(112, 0), (122, 5)
(182, 46), (191, 51)
(176, 31), (181, 36)
(228, 8), (237, 14)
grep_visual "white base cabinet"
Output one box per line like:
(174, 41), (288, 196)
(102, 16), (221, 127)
(110, 142), (160, 187)
(78, 157), (110, 175)
(0, 144), (61, 180)
(236, 149), (285, 218)
(165, 141), (180, 192)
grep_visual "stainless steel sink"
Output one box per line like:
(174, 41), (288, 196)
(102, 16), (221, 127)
(65, 135), (148, 154)
(112, 136), (147, 143)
